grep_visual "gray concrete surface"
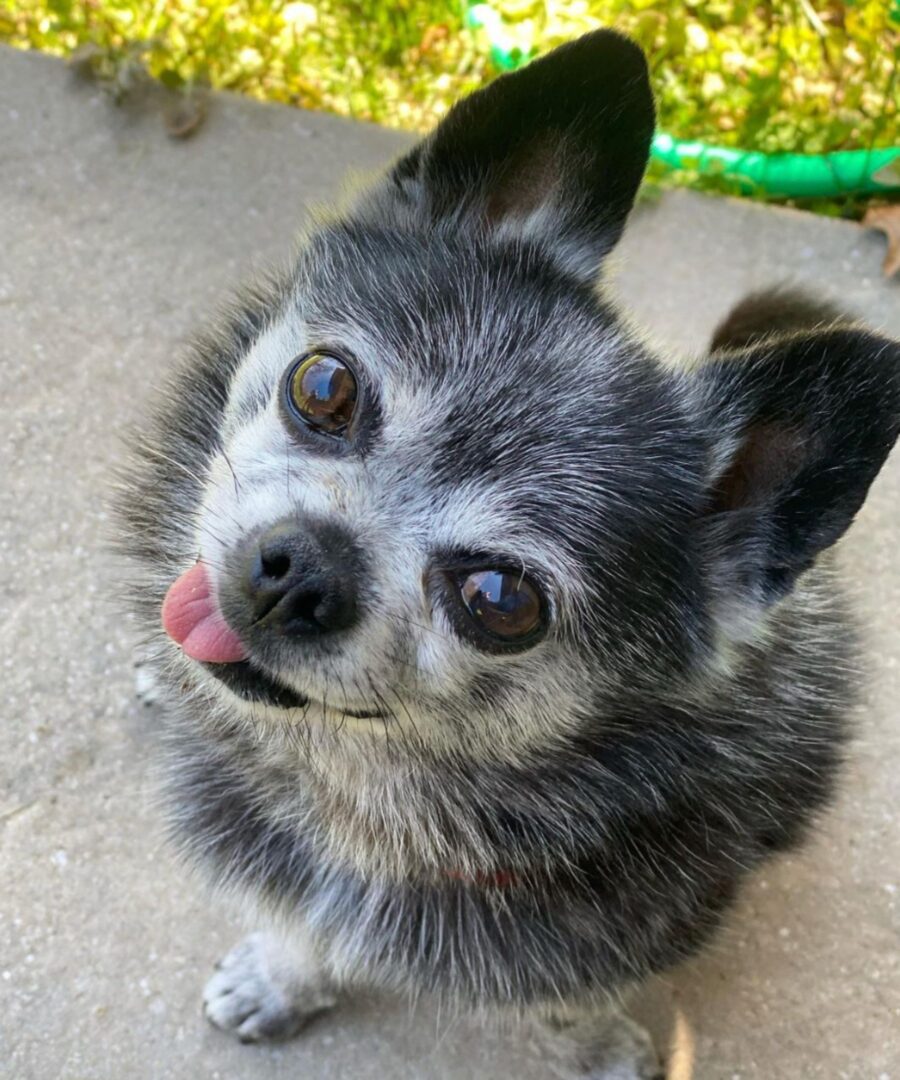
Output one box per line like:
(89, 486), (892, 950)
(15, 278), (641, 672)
(1, 44), (899, 1080)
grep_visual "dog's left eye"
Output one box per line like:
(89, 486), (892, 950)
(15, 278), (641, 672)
(285, 353), (358, 435)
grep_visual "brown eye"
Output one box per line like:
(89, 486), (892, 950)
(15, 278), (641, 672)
(459, 570), (543, 643)
(286, 353), (358, 435)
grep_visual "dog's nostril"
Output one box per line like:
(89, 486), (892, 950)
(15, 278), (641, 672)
(282, 587), (328, 628)
(239, 520), (361, 636)
(260, 551), (291, 580)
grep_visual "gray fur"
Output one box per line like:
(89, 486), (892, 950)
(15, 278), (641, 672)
(114, 30), (900, 1076)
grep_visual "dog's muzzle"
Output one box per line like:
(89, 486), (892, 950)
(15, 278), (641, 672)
(233, 518), (361, 638)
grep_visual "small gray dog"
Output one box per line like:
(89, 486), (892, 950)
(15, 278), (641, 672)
(118, 29), (900, 1078)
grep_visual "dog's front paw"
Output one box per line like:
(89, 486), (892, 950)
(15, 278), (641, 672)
(203, 931), (337, 1044)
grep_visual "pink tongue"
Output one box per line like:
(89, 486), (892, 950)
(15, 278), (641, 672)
(161, 561), (248, 663)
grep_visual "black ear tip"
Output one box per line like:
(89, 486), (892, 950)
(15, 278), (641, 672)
(516, 29), (655, 142)
(579, 27), (650, 63)
(527, 27), (648, 84)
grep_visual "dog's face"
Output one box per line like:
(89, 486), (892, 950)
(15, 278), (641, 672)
(158, 32), (702, 761)
(194, 225), (706, 758)
(132, 31), (900, 766)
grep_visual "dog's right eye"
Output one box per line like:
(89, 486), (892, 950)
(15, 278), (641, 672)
(439, 567), (547, 652)
(460, 571), (542, 641)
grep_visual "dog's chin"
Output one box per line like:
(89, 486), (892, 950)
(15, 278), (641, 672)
(201, 660), (388, 720)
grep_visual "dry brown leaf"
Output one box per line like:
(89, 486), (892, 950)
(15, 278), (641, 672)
(164, 90), (208, 139)
(863, 205), (900, 278)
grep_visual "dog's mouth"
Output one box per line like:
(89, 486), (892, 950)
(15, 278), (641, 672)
(202, 660), (389, 720)
(163, 560), (388, 721)
(203, 660), (308, 709)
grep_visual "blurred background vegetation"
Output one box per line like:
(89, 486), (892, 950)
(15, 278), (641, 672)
(1, 1), (897, 213)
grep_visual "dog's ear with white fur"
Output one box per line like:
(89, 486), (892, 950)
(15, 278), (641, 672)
(694, 326), (900, 632)
(378, 30), (655, 281)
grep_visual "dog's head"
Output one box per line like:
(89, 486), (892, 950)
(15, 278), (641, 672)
(129, 31), (900, 763)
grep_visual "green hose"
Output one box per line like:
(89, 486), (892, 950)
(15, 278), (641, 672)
(649, 132), (900, 199)
(464, 4), (900, 200)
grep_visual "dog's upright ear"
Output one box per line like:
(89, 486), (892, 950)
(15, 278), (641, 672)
(693, 311), (900, 633)
(381, 30), (655, 281)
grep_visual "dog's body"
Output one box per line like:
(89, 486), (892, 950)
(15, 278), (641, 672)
(118, 31), (900, 1077)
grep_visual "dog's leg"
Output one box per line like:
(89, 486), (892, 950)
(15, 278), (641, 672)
(537, 999), (664, 1080)
(203, 929), (337, 1043)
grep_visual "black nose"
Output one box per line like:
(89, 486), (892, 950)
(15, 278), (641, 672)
(239, 519), (360, 636)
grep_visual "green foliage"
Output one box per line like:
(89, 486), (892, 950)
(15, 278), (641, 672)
(1, 0), (896, 212)
(0, 0), (487, 126)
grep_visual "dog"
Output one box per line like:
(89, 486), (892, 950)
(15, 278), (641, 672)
(116, 29), (900, 1078)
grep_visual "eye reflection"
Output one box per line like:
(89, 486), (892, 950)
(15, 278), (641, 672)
(286, 353), (358, 435)
(459, 569), (543, 641)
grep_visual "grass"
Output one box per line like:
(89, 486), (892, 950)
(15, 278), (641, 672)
(1, 1), (897, 214)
